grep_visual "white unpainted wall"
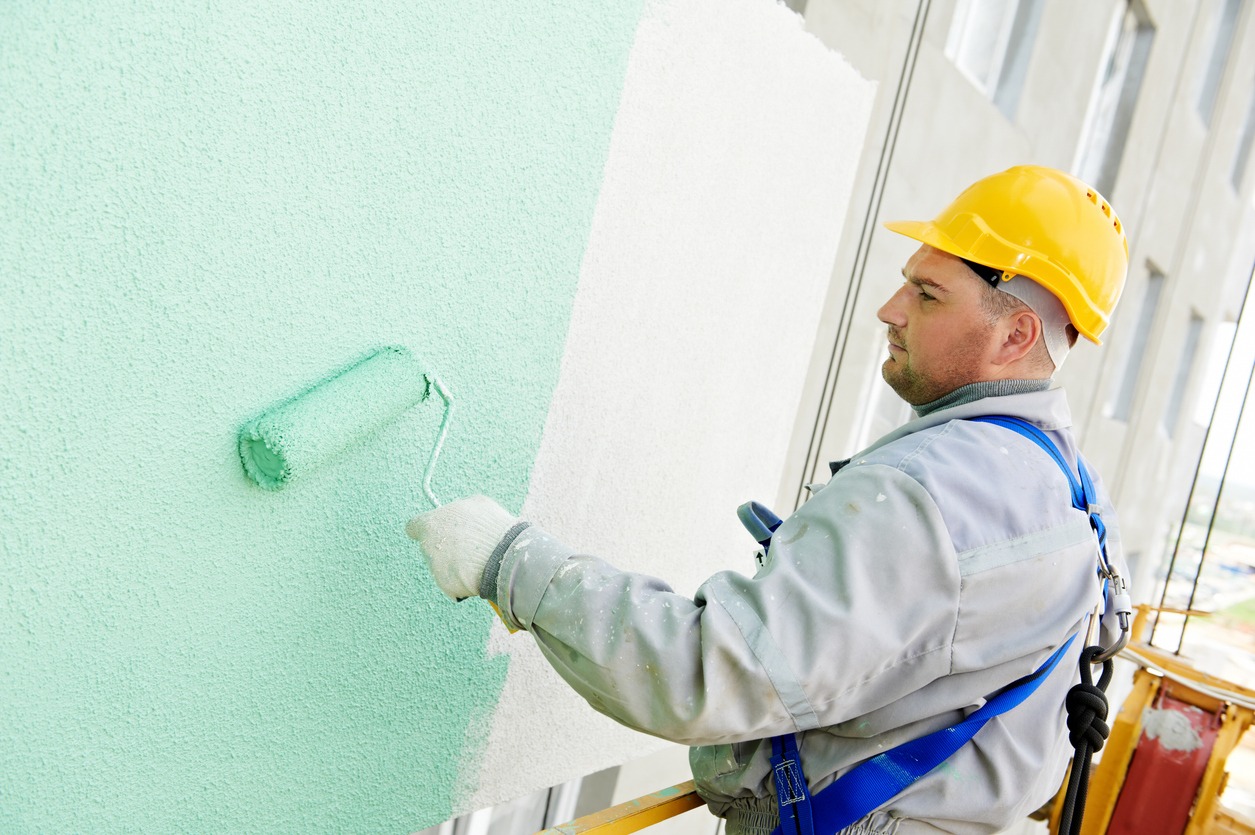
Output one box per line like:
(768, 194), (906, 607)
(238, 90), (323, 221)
(466, 0), (875, 811)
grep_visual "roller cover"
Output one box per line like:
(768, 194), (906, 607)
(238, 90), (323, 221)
(238, 346), (430, 490)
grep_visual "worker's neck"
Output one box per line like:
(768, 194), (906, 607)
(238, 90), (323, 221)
(913, 378), (1052, 417)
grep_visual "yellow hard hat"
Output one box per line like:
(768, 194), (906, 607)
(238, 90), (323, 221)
(883, 165), (1128, 343)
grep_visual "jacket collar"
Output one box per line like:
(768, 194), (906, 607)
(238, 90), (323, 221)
(855, 385), (1074, 461)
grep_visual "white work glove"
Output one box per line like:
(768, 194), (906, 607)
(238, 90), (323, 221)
(406, 495), (518, 601)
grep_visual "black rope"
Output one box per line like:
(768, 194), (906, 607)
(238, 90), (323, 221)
(1057, 646), (1114, 835)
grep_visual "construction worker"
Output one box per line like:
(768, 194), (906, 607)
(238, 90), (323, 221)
(408, 165), (1131, 835)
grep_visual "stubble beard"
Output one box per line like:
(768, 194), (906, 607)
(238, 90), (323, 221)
(881, 355), (940, 406)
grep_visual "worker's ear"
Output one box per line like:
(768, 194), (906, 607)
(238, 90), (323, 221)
(993, 310), (1041, 366)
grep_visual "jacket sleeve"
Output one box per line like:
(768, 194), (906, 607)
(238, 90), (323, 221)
(489, 464), (963, 746)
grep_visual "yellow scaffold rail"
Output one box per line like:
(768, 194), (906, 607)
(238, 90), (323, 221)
(538, 780), (704, 834)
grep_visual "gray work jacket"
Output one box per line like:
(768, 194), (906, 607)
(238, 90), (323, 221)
(487, 388), (1126, 834)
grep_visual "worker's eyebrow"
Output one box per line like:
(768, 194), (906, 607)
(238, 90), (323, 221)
(901, 268), (950, 294)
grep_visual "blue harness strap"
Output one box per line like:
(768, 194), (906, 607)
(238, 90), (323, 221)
(766, 634), (1076, 835)
(748, 415), (1101, 835)
(770, 732), (816, 835)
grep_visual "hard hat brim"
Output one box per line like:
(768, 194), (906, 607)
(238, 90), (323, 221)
(883, 218), (983, 270)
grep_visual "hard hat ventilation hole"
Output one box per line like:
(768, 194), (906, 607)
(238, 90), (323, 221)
(1101, 203), (1111, 217)
(1114, 218), (1122, 234)
(1086, 190), (1098, 204)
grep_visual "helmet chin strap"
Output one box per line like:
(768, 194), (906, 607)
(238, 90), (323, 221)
(960, 258), (1074, 372)
(999, 275), (1073, 371)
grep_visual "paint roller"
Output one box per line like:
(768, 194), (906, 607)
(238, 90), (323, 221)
(238, 348), (518, 630)
(238, 345), (453, 503)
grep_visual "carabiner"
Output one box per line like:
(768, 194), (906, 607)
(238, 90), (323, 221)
(1090, 572), (1132, 665)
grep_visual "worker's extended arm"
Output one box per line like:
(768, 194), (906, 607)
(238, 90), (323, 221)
(408, 465), (972, 747)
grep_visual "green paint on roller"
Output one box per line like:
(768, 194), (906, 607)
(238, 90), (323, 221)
(239, 346), (431, 490)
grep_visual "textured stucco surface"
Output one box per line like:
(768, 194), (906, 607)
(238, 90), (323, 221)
(470, 0), (875, 807)
(0, 2), (643, 831)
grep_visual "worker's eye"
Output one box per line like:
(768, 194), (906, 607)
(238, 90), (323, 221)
(916, 285), (935, 301)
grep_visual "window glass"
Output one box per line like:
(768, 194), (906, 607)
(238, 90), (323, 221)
(945, 0), (1046, 118)
(1198, 0), (1243, 125)
(1108, 269), (1165, 421)
(1076, 2), (1155, 196)
(1163, 314), (1205, 437)
(1232, 86), (1255, 189)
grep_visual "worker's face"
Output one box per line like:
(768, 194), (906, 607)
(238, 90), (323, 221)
(876, 245), (1002, 406)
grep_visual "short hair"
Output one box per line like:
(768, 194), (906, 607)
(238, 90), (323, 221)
(979, 280), (1029, 321)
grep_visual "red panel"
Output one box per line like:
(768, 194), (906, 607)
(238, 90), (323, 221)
(1107, 695), (1219, 834)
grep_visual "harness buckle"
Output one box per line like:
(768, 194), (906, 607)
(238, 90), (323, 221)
(773, 758), (808, 806)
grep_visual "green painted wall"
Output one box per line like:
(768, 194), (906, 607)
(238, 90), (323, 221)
(0, 1), (643, 830)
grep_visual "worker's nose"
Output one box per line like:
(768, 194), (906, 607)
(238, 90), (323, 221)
(877, 284), (909, 328)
